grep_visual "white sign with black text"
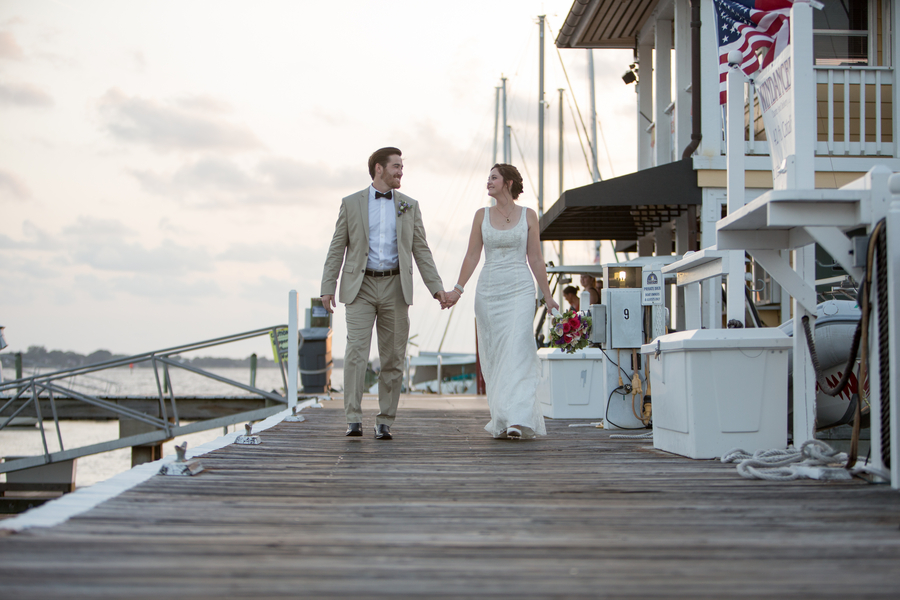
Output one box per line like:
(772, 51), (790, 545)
(641, 267), (663, 306)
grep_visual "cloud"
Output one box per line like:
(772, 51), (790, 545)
(257, 157), (357, 192)
(61, 216), (137, 238)
(0, 30), (24, 60)
(105, 273), (222, 299)
(216, 242), (283, 263)
(129, 156), (255, 199)
(216, 240), (319, 266)
(0, 221), (57, 250)
(0, 254), (60, 280)
(173, 156), (255, 190)
(97, 88), (263, 153)
(0, 168), (31, 199)
(69, 237), (214, 275)
(0, 81), (54, 107)
(174, 94), (233, 114)
(128, 155), (354, 207)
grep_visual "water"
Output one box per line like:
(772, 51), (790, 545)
(0, 367), (343, 488)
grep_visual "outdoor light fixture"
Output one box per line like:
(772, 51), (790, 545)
(622, 63), (637, 85)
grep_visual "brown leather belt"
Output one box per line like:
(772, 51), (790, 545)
(364, 268), (400, 277)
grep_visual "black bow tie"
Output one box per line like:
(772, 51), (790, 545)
(374, 190), (393, 200)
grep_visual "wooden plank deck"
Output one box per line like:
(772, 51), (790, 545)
(1, 396), (899, 598)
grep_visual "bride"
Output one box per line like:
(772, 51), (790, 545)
(443, 164), (559, 439)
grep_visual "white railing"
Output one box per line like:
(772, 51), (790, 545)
(815, 66), (894, 157)
(729, 66), (895, 158)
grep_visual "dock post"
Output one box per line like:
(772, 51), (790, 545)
(288, 291), (298, 409)
(725, 51), (746, 327)
(119, 417), (166, 467)
(15, 352), (22, 394)
(789, 2), (818, 446)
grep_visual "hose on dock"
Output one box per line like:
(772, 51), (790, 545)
(721, 440), (850, 481)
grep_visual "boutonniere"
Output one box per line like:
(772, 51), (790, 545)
(397, 201), (411, 217)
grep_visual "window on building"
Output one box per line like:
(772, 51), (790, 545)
(813, 0), (870, 66)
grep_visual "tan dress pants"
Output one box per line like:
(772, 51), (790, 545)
(342, 274), (409, 426)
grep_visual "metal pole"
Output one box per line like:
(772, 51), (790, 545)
(558, 88), (565, 198)
(502, 76), (509, 162)
(588, 49), (603, 269)
(505, 125), (512, 164)
(538, 15), (545, 220)
(288, 290), (298, 408)
(493, 86), (501, 165)
(588, 49), (600, 182)
(559, 87), (565, 285)
(250, 353), (257, 387)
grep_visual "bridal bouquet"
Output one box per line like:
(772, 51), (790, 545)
(549, 309), (592, 354)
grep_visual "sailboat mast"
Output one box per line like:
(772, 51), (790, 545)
(502, 76), (509, 163)
(558, 87), (565, 308)
(588, 49), (603, 264)
(588, 49), (600, 182)
(538, 15), (545, 221)
(493, 86), (500, 164)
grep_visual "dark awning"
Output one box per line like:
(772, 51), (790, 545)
(556, 0), (660, 49)
(539, 158), (700, 242)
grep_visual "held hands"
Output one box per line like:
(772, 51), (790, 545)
(434, 290), (449, 309)
(436, 289), (460, 310)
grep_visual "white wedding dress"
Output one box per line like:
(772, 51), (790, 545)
(475, 206), (547, 439)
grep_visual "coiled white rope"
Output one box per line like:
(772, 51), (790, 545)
(721, 439), (851, 481)
(609, 431), (654, 439)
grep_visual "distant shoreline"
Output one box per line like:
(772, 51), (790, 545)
(0, 349), (344, 372)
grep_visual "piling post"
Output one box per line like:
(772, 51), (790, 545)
(288, 291), (299, 409)
(15, 352), (22, 394)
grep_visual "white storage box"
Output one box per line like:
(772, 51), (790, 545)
(537, 348), (608, 419)
(640, 329), (791, 459)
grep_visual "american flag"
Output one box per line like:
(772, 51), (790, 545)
(715, 0), (793, 104)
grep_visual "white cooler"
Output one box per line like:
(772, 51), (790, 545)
(537, 348), (608, 419)
(640, 329), (791, 459)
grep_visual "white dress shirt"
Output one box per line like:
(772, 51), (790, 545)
(366, 185), (399, 271)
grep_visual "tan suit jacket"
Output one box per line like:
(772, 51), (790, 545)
(320, 189), (443, 305)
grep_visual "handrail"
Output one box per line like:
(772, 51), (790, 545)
(0, 324), (318, 475)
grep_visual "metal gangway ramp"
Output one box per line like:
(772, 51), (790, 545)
(0, 324), (324, 476)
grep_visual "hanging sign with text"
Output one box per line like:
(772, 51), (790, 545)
(757, 49), (794, 190)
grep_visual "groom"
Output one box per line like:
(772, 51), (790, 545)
(321, 147), (446, 440)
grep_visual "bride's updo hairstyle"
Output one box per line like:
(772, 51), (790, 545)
(491, 163), (524, 200)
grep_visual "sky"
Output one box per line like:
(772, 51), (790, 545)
(1, 0), (637, 362)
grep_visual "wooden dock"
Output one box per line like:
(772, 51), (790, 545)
(1, 395), (899, 598)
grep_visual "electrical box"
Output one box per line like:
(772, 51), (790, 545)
(604, 288), (643, 349)
(589, 304), (606, 344)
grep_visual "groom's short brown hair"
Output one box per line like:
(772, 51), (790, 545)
(368, 147), (402, 179)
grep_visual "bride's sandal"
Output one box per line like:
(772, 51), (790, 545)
(506, 426), (522, 439)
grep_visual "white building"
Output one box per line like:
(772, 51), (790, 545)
(541, 0), (900, 328)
